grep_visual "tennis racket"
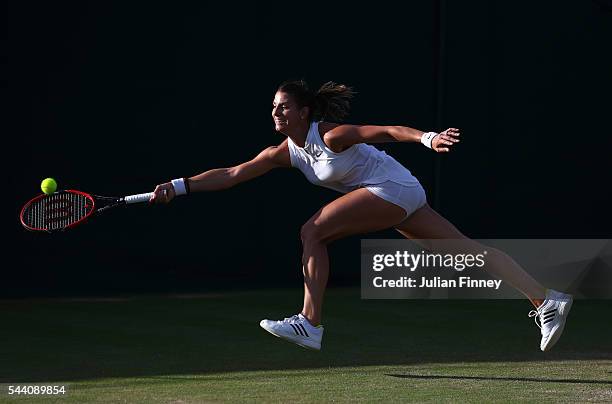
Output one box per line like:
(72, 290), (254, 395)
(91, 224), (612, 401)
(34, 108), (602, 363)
(20, 189), (158, 233)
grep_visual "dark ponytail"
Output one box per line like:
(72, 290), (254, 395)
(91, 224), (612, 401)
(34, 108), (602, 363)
(313, 81), (355, 122)
(277, 79), (356, 122)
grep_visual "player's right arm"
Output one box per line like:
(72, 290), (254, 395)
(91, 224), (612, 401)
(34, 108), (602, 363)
(189, 139), (290, 192)
(151, 139), (290, 202)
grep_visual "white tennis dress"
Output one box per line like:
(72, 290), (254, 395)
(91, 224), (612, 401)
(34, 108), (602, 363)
(287, 121), (427, 217)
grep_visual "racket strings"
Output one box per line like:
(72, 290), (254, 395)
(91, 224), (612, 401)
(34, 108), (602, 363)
(23, 192), (93, 231)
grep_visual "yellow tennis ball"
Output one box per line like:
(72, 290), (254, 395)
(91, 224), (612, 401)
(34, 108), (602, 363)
(41, 177), (57, 194)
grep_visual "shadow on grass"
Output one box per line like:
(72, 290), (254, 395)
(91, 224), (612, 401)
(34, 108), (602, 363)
(386, 374), (612, 385)
(1, 288), (611, 382)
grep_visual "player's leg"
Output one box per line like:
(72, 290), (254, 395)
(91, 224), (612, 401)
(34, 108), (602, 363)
(299, 188), (407, 326)
(394, 203), (572, 351)
(260, 188), (407, 350)
(394, 203), (546, 304)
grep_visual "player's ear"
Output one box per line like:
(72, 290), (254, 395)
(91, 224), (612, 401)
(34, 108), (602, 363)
(299, 106), (309, 121)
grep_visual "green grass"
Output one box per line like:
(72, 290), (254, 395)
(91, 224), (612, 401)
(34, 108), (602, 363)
(1, 288), (611, 402)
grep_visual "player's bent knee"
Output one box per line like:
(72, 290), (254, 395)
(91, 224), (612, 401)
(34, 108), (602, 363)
(300, 220), (327, 245)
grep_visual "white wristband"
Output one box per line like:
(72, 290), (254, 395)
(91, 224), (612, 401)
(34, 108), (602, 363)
(421, 132), (438, 149)
(171, 178), (188, 196)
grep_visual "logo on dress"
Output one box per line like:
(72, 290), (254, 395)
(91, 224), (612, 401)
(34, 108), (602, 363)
(304, 143), (323, 159)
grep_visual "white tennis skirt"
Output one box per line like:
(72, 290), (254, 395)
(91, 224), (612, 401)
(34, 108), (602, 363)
(364, 180), (427, 219)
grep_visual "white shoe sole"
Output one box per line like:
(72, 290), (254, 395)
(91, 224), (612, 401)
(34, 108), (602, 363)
(260, 324), (321, 351)
(541, 296), (573, 352)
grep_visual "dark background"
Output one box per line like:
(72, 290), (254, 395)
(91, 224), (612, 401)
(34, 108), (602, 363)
(6, 1), (612, 297)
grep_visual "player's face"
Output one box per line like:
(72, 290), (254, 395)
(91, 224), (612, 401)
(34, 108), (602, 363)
(272, 91), (307, 133)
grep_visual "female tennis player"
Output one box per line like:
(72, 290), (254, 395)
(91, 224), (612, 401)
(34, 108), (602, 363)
(151, 80), (572, 352)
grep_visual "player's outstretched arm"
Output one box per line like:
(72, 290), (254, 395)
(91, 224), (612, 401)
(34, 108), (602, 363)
(323, 124), (460, 153)
(150, 139), (290, 203)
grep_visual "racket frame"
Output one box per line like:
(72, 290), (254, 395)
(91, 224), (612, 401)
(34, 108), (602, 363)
(20, 190), (120, 233)
(20, 189), (154, 233)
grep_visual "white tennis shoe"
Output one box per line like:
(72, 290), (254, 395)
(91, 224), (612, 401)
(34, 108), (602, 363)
(528, 289), (573, 352)
(260, 313), (324, 350)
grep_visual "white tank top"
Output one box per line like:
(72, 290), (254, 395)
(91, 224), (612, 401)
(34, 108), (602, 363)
(287, 121), (421, 194)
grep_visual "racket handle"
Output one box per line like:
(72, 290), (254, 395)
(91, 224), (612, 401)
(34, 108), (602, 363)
(124, 192), (154, 204)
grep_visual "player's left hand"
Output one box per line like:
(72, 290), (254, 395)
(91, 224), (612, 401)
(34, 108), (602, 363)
(432, 128), (461, 153)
